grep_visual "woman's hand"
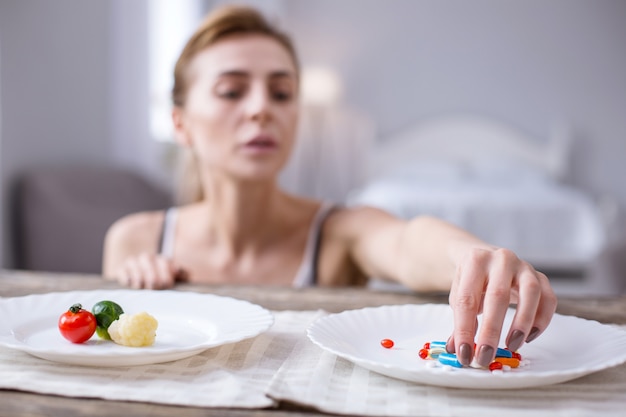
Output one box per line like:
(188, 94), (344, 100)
(113, 253), (187, 290)
(447, 247), (557, 367)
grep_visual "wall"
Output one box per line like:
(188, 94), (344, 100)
(109, 0), (174, 188)
(283, 0), (626, 209)
(0, 0), (112, 267)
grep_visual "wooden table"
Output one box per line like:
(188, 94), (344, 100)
(1, 270), (626, 417)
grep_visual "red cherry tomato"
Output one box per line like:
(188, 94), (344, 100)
(58, 303), (97, 343)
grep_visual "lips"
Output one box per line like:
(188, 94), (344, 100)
(244, 135), (278, 150)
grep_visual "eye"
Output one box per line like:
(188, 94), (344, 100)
(217, 88), (244, 100)
(270, 82), (294, 102)
(220, 90), (242, 100)
(272, 90), (292, 102)
(214, 80), (247, 100)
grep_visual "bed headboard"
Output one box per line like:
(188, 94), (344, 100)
(367, 115), (571, 181)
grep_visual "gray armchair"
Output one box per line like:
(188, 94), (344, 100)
(12, 165), (172, 274)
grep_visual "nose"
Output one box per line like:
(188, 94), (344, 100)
(245, 84), (272, 124)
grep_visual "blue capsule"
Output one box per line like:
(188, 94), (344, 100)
(438, 353), (463, 368)
(496, 347), (513, 358)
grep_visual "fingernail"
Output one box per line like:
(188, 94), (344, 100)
(476, 345), (495, 368)
(507, 329), (525, 352)
(459, 343), (473, 366)
(446, 336), (455, 353)
(526, 327), (540, 343)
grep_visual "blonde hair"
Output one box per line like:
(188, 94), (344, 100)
(173, 5), (299, 204)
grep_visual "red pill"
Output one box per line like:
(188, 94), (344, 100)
(423, 342), (431, 350)
(489, 362), (503, 371)
(380, 339), (394, 349)
(418, 348), (429, 359)
(511, 352), (522, 360)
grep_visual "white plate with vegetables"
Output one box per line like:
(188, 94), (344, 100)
(0, 290), (274, 366)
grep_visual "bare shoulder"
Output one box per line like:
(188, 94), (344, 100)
(316, 205), (409, 285)
(315, 205), (404, 286)
(102, 210), (166, 275)
(106, 210), (164, 250)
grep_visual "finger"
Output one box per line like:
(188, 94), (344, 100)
(526, 271), (558, 343)
(126, 261), (144, 289)
(450, 251), (489, 366)
(475, 249), (517, 367)
(446, 334), (455, 354)
(137, 254), (159, 289)
(447, 267), (458, 354)
(446, 317), (478, 354)
(115, 266), (132, 288)
(505, 266), (541, 352)
(155, 257), (176, 289)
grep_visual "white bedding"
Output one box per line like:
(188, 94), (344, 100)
(348, 115), (607, 271)
(348, 170), (605, 269)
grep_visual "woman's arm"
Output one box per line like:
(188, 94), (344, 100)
(333, 206), (557, 368)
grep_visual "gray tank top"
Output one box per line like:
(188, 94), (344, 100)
(158, 202), (336, 287)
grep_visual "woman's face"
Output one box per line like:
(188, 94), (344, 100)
(174, 34), (299, 182)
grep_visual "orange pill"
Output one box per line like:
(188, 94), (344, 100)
(381, 338), (394, 349)
(493, 357), (520, 368)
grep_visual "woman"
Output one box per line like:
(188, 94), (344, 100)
(103, 5), (556, 368)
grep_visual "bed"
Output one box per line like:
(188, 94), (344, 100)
(347, 115), (608, 274)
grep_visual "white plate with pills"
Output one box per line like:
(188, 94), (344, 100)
(307, 303), (626, 389)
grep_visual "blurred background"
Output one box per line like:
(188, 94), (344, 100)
(0, 0), (624, 294)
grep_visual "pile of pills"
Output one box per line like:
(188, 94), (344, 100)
(380, 338), (530, 373)
(418, 341), (528, 372)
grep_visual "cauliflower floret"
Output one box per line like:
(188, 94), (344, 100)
(108, 312), (158, 347)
